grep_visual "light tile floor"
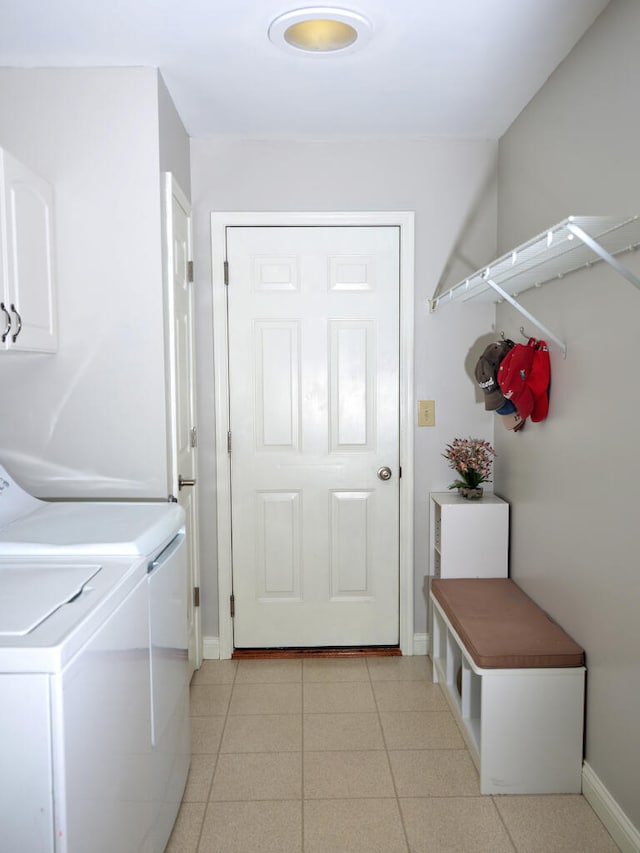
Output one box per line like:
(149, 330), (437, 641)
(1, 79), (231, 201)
(166, 656), (620, 853)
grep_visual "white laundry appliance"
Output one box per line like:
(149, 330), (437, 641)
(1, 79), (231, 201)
(0, 464), (190, 853)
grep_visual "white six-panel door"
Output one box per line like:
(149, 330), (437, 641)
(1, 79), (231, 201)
(163, 174), (201, 671)
(226, 225), (400, 647)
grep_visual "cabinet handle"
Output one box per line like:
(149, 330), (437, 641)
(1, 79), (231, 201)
(10, 304), (22, 342)
(0, 303), (10, 343)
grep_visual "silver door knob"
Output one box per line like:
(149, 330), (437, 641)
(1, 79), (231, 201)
(377, 466), (392, 481)
(178, 474), (197, 490)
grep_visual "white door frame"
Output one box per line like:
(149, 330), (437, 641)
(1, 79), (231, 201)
(211, 211), (415, 659)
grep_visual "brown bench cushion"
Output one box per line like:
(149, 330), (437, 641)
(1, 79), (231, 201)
(431, 578), (585, 669)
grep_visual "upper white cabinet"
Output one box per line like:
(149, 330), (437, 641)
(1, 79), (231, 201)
(0, 148), (57, 353)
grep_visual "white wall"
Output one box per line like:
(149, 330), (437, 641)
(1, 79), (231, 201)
(496, 0), (640, 833)
(190, 136), (499, 638)
(158, 75), (191, 200)
(0, 68), (187, 499)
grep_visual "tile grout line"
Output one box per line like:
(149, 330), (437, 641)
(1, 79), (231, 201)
(301, 661), (305, 852)
(195, 660), (238, 853)
(489, 795), (520, 853)
(366, 657), (412, 853)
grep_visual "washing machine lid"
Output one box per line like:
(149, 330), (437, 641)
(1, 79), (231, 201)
(0, 502), (185, 557)
(0, 564), (101, 636)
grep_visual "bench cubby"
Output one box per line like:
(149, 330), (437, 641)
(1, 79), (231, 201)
(430, 578), (586, 795)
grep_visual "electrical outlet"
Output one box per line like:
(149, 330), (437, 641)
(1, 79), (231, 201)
(418, 400), (436, 427)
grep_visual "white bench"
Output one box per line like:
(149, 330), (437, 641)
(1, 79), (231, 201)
(430, 578), (585, 795)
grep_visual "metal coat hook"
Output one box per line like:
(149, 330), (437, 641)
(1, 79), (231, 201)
(520, 326), (533, 341)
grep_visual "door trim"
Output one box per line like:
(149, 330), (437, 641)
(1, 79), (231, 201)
(211, 212), (415, 658)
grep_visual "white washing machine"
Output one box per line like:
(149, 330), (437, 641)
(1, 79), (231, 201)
(0, 465), (190, 853)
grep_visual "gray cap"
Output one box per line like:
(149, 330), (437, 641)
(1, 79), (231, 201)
(474, 340), (514, 411)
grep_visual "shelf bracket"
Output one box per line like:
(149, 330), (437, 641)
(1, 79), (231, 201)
(565, 222), (640, 292)
(483, 276), (568, 358)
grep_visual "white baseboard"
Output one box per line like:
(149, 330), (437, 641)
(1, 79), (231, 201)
(582, 762), (640, 853)
(204, 634), (430, 659)
(413, 632), (429, 656)
(202, 635), (221, 660)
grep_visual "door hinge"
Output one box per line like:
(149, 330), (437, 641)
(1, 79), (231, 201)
(190, 426), (198, 448)
(230, 594), (235, 618)
(223, 259), (229, 285)
(227, 430), (232, 454)
(187, 260), (194, 283)
(193, 586), (200, 607)
(399, 466), (402, 478)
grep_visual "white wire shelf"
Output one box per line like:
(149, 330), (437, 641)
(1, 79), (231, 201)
(429, 215), (640, 357)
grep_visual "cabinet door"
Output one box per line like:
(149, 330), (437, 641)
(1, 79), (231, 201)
(1, 150), (57, 352)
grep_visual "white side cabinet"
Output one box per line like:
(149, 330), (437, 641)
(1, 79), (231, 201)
(430, 491), (509, 579)
(0, 147), (57, 352)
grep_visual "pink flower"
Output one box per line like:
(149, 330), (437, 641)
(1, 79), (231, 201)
(443, 437), (496, 490)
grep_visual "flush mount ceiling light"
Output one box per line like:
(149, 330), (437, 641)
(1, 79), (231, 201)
(268, 7), (372, 55)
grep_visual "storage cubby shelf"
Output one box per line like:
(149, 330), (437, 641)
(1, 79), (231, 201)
(429, 215), (640, 357)
(429, 492), (509, 580)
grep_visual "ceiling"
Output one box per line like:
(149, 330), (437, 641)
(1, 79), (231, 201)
(0, 0), (610, 139)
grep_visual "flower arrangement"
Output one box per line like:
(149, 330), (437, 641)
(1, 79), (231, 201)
(443, 437), (495, 491)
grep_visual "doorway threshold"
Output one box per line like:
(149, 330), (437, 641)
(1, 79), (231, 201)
(232, 646), (401, 660)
